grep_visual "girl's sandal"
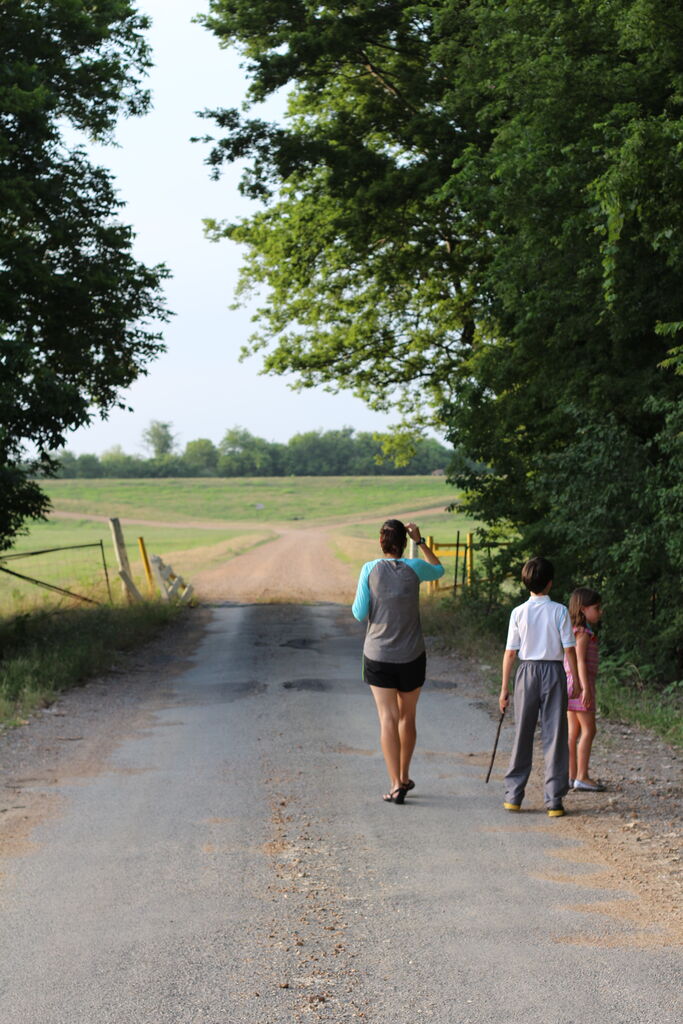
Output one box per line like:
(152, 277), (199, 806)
(383, 786), (408, 804)
(400, 779), (416, 791)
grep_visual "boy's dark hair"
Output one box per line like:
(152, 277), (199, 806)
(521, 556), (554, 593)
(380, 519), (407, 556)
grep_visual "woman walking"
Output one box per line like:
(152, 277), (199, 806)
(352, 519), (444, 803)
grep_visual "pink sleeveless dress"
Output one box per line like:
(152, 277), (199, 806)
(565, 625), (599, 712)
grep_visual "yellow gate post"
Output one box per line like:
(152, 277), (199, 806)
(426, 536), (436, 593)
(466, 532), (474, 587)
(138, 537), (155, 596)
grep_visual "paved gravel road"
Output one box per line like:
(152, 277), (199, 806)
(1, 604), (680, 1023)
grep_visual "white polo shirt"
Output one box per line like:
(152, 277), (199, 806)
(505, 594), (575, 661)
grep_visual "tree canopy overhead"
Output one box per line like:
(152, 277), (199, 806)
(199, 0), (683, 675)
(0, 0), (170, 548)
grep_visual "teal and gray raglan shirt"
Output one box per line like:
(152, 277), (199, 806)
(352, 557), (445, 663)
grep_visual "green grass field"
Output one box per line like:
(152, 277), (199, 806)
(0, 476), (463, 615)
(44, 476), (454, 524)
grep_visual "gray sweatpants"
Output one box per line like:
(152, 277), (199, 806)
(504, 660), (569, 809)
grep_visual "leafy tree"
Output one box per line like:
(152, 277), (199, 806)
(99, 445), (142, 477)
(141, 420), (177, 458)
(0, 0), (170, 549)
(183, 438), (219, 475)
(76, 453), (105, 479)
(54, 450), (103, 478)
(286, 428), (359, 476)
(196, 0), (473, 435)
(199, 0), (683, 675)
(217, 427), (282, 476)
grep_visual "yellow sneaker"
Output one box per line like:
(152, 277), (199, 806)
(547, 806), (566, 817)
(503, 802), (521, 811)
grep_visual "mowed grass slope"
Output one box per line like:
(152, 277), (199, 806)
(44, 476), (453, 524)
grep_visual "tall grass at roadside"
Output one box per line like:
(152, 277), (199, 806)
(0, 602), (182, 727)
(421, 591), (683, 749)
(597, 655), (683, 747)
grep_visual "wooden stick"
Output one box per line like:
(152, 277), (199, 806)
(485, 708), (506, 783)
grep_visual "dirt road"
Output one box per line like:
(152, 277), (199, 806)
(0, 601), (681, 1023)
(192, 526), (358, 605)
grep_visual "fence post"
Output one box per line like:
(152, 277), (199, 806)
(466, 532), (474, 587)
(149, 556), (171, 601)
(454, 530), (460, 593)
(117, 569), (144, 604)
(426, 536), (435, 593)
(109, 517), (134, 603)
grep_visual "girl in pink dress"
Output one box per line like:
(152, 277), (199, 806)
(564, 587), (604, 791)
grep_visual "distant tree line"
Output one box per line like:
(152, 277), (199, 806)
(54, 423), (450, 478)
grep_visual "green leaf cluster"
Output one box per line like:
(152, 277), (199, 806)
(1, 1), (170, 549)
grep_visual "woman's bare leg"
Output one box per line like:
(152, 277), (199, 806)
(369, 685), (401, 792)
(567, 711), (580, 781)
(397, 687), (421, 784)
(575, 711), (597, 782)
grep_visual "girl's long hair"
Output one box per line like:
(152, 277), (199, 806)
(568, 587), (601, 628)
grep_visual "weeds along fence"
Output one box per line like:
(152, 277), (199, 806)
(426, 532), (473, 593)
(0, 542), (113, 614)
(425, 532), (512, 605)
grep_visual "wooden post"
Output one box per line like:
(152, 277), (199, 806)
(454, 530), (460, 593)
(466, 532), (474, 587)
(149, 556), (170, 601)
(117, 570), (144, 604)
(109, 517), (133, 602)
(138, 537), (155, 596)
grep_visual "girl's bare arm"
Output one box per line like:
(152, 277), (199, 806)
(574, 631), (593, 710)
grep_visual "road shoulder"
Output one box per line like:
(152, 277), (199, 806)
(428, 644), (683, 948)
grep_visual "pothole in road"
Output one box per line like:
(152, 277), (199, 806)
(282, 679), (329, 691)
(279, 638), (318, 650)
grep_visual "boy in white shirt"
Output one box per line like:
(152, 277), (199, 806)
(499, 556), (580, 817)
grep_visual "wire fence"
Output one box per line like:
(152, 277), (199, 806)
(0, 542), (112, 615)
(426, 532), (515, 606)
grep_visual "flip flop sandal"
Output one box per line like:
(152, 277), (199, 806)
(383, 786), (408, 804)
(400, 779), (416, 791)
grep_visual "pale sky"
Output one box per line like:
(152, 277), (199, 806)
(66, 0), (399, 456)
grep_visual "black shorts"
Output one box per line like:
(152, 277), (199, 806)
(362, 651), (426, 692)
